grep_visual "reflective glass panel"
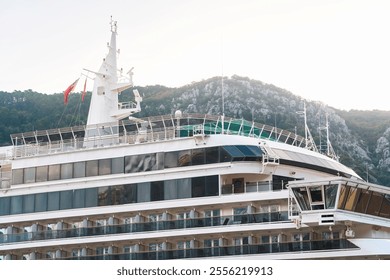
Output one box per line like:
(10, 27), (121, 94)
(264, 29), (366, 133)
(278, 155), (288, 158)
(12, 169), (23, 185)
(164, 180), (177, 200)
(337, 185), (349, 209)
(246, 145), (263, 157)
(379, 194), (390, 219)
(205, 175), (219, 196)
(124, 184), (137, 204)
(205, 146), (219, 164)
(85, 188), (98, 207)
(344, 187), (359, 211)
(192, 177), (205, 198)
(74, 189), (85, 208)
(164, 151), (178, 168)
(354, 189), (371, 214)
(73, 162), (86, 178)
(35, 193), (47, 212)
(309, 186), (323, 202)
(98, 186), (110, 206)
(223, 146), (245, 160)
(10, 196), (23, 214)
(99, 159), (111, 175)
(178, 150), (191, 166)
(191, 148), (205, 165)
(60, 190), (73, 210)
(60, 163), (73, 179)
(48, 165), (60, 181)
(23, 194), (35, 213)
(0, 197), (10, 215)
(366, 191), (383, 216)
(86, 160), (98, 177)
(111, 185), (125, 205)
(324, 184), (338, 209)
(24, 167), (36, 183)
(156, 153), (164, 170)
(177, 178), (191, 199)
(292, 187), (310, 211)
(111, 157), (124, 174)
(151, 181), (164, 201)
(137, 182), (151, 202)
(219, 147), (232, 162)
(125, 154), (157, 173)
(36, 166), (48, 182)
(47, 192), (60, 211)
(236, 145), (253, 156)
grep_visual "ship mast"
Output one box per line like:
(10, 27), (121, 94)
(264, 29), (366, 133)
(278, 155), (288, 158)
(85, 18), (142, 127)
(319, 113), (339, 161)
(297, 102), (318, 153)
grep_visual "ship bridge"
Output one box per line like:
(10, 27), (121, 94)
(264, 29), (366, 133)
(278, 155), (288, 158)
(288, 177), (390, 235)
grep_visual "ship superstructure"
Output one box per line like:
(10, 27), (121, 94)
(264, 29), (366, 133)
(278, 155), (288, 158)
(0, 20), (389, 260)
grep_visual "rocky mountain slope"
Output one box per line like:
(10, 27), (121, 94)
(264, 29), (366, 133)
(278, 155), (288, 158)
(1, 75), (389, 185)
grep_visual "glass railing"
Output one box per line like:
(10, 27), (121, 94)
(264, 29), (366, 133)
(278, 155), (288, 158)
(10, 114), (308, 159)
(63, 239), (358, 260)
(0, 212), (289, 245)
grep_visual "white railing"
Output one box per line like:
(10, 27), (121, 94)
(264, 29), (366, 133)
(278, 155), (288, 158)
(8, 114), (307, 159)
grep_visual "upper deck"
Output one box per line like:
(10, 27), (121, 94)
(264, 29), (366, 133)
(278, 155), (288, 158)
(8, 114), (309, 159)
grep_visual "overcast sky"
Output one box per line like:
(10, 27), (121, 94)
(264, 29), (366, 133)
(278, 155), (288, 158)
(1, 0), (389, 111)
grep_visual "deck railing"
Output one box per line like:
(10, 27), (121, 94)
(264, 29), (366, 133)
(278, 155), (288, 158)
(8, 114), (308, 159)
(0, 211), (289, 245)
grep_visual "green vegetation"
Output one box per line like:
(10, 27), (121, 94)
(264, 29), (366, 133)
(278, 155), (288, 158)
(1, 77), (389, 186)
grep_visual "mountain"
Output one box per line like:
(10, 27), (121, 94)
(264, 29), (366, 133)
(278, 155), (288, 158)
(0, 75), (389, 186)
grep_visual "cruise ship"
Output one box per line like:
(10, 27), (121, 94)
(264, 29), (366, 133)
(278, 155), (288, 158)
(0, 20), (389, 260)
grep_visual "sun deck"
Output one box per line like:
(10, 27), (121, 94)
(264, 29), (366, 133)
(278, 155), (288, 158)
(8, 114), (309, 159)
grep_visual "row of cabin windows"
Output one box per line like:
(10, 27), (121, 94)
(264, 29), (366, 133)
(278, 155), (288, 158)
(0, 175), (218, 216)
(12, 145), (262, 185)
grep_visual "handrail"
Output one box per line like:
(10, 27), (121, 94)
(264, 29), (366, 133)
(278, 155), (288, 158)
(63, 239), (359, 260)
(0, 211), (289, 245)
(8, 114), (307, 159)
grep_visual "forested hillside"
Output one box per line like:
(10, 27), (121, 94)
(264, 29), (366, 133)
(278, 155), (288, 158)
(1, 76), (389, 185)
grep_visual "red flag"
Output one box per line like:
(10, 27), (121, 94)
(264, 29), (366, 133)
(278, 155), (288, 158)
(81, 78), (87, 102)
(64, 78), (79, 104)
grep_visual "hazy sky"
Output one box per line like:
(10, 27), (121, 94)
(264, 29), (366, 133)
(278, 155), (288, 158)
(1, 0), (389, 111)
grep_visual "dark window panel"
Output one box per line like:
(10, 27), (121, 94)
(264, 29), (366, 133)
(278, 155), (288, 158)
(10, 196), (23, 215)
(85, 188), (98, 207)
(47, 192), (60, 211)
(0, 197), (10, 215)
(191, 148), (205, 165)
(192, 177), (205, 198)
(60, 190), (73, 210)
(151, 181), (164, 201)
(205, 146), (219, 164)
(73, 189), (86, 208)
(23, 194), (35, 213)
(35, 193), (48, 212)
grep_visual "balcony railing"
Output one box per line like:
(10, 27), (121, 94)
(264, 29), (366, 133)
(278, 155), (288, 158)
(64, 239), (359, 260)
(0, 212), (289, 245)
